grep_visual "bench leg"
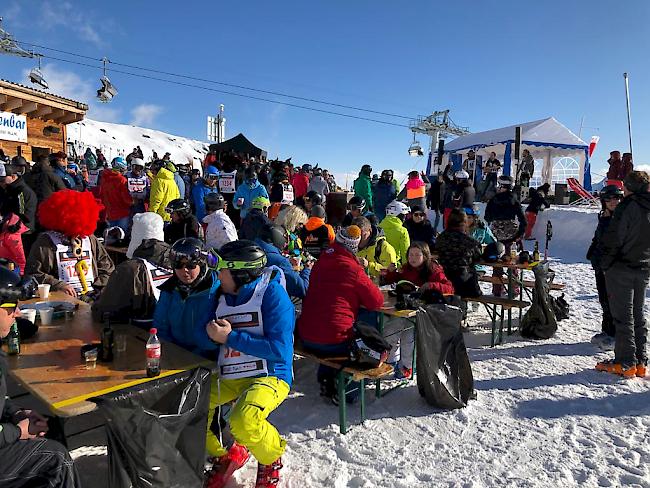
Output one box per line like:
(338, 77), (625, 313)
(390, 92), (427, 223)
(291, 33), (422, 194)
(507, 268), (513, 335)
(499, 307), (505, 345)
(338, 371), (347, 435)
(488, 305), (498, 347)
(360, 379), (366, 423)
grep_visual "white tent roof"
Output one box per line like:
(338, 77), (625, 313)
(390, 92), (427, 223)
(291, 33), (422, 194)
(444, 117), (587, 152)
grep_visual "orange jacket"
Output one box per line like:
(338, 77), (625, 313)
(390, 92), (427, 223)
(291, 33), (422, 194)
(304, 217), (335, 243)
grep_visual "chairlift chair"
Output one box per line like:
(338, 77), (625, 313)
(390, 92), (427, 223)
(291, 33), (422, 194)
(408, 133), (424, 157)
(28, 55), (48, 89)
(97, 57), (117, 102)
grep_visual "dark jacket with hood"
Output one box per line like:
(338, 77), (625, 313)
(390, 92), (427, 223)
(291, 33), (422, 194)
(599, 191), (650, 271)
(239, 209), (272, 241)
(426, 179), (445, 211)
(372, 180), (397, 221)
(23, 160), (66, 203)
(525, 188), (550, 214)
(1, 178), (37, 233)
(164, 215), (201, 244)
(403, 217), (436, 252)
(484, 190), (527, 239)
(434, 227), (483, 297)
(92, 239), (171, 321)
(586, 212), (613, 272)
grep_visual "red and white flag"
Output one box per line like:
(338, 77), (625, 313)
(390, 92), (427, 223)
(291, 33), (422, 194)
(588, 136), (600, 158)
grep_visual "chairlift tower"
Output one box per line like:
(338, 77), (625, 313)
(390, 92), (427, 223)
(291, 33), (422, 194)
(409, 110), (470, 174)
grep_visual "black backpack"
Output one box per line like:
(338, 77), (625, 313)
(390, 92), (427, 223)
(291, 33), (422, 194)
(348, 322), (391, 369)
(549, 293), (570, 321)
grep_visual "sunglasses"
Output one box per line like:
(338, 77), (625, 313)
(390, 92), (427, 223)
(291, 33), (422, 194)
(603, 195), (622, 201)
(174, 261), (199, 270)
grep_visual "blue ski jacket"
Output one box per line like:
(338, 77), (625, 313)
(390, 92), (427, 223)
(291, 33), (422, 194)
(191, 182), (220, 221)
(154, 271), (220, 357)
(254, 238), (311, 299)
(233, 181), (269, 218)
(194, 270), (295, 386)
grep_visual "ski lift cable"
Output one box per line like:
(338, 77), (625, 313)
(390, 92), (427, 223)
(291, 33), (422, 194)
(17, 39), (417, 121)
(38, 53), (411, 128)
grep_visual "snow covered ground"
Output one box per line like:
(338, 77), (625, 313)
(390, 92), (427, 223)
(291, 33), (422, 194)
(67, 118), (208, 169)
(67, 208), (650, 488)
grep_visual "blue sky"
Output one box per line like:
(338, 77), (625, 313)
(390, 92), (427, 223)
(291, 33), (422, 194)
(2, 1), (649, 180)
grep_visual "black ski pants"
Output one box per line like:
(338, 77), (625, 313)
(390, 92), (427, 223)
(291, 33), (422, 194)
(594, 269), (615, 337)
(605, 266), (650, 367)
(0, 438), (81, 488)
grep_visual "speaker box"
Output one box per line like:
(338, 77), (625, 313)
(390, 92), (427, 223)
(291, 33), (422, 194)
(554, 183), (569, 205)
(326, 192), (354, 227)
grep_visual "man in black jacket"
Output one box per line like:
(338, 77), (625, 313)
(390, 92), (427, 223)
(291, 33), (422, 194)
(596, 171), (650, 378)
(23, 155), (66, 204)
(1, 164), (37, 234)
(0, 267), (81, 487)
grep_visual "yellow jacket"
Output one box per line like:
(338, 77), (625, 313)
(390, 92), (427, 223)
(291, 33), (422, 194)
(357, 235), (398, 277)
(149, 168), (180, 221)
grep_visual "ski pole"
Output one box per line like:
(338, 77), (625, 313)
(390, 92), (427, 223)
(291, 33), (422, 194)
(544, 220), (553, 260)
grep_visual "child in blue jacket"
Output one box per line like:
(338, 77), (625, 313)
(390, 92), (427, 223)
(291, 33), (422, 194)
(233, 168), (269, 219)
(196, 240), (294, 488)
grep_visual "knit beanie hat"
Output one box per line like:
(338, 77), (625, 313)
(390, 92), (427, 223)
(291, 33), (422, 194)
(127, 212), (165, 258)
(336, 225), (362, 254)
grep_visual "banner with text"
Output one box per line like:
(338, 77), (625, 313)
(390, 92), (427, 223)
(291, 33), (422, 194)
(0, 112), (28, 143)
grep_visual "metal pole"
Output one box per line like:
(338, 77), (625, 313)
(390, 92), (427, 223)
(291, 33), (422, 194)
(624, 72), (633, 155)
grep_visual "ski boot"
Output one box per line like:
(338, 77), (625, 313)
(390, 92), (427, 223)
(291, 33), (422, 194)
(595, 359), (636, 378)
(255, 457), (283, 488)
(636, 361), (647, 378)
(205, 442), (250, 488)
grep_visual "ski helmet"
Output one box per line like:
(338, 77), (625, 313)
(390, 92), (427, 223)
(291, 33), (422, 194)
(0, 267), (25, 308)
(381, 169), (394, 180)
(348, 196), (366, 212)
(304, 190), (322, 207)
(301, 163), (313, 173)
(600, 184), (624, 201)
(483, 242), (506, 263)
(497, 175), (514, 189)
(455, 170), (470, 180)
(259, 224), (288, 251)
(204, 192), (225, 212)
(214, 240), (268, 287)
(385, 200), (410, 217)
(170, 237), (207, 269)
(165, 198), (192, 218)
(251, 196), (271, 211)
(130, 158), (145, 168)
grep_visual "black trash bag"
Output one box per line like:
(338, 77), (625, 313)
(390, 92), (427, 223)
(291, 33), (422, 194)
(416, 300), (475, 409)
(520, 263), (558, 339)
(91, 367), (212, 488)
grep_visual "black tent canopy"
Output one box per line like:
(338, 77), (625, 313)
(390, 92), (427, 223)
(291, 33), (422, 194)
(208, 133), (267, 159)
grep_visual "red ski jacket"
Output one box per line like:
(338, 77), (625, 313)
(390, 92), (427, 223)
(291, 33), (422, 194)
(99, 170), (133, 220)
(297, 242), (384, 345)
(291, 173), (310, 199)
(384, 262), (455, 295)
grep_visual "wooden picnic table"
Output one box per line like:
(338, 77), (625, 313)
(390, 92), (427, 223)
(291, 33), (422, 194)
(10, 292), (211, 418)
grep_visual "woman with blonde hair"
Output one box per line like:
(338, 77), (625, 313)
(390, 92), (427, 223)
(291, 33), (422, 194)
(275, 205), (309, 264)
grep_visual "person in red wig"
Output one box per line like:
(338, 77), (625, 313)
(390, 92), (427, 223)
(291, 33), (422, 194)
(25, 190), (114, 297)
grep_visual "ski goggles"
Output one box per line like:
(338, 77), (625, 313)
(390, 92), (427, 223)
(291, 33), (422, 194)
(207, 251), (267, 271)
(348, 204), (365, 212)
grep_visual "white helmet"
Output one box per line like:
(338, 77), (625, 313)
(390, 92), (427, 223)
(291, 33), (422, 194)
(130, 158), (145, 168)
(455, 170), (470, 180)
(386, 200), (410, 217)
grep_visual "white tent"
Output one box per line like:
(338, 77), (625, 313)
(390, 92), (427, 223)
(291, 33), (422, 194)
(437, 117), (592, 189)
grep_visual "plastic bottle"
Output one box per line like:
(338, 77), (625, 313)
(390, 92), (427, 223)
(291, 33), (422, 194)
(146, 328), (161, 377)
(100, 313), (114, 362)
(533, 241), (540, 262)
(7, 322), (20, 355)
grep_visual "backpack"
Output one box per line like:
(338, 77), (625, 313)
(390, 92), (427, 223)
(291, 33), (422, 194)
(348, 322), (391, 369)
(520, 263), (558, 339)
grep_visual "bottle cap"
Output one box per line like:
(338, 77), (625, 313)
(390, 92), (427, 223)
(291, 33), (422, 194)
(150, 327), (157, 335)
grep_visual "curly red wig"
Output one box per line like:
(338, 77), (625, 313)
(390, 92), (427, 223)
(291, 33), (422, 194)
(38, 190), (104, 238)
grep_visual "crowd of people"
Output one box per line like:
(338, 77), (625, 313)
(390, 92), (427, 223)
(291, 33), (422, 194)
(0, 146), (647, 488)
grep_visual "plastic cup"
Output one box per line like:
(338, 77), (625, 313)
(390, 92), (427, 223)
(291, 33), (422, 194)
(37, 284), (50, 299)
(84, 349), (98, 369)
(21, 309), (37, 324)
(115, 334), (127, 354)
(38, 308), (54, 325)
(237, 197), (244, 206)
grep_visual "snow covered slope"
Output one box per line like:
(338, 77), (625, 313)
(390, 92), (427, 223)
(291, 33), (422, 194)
(67, 119), (208, 168)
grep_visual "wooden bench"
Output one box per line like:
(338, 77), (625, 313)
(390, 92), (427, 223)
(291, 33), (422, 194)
(479, 275), (566, 291)
(463, 295), (530, 347)
(295, 349), (394, 434)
